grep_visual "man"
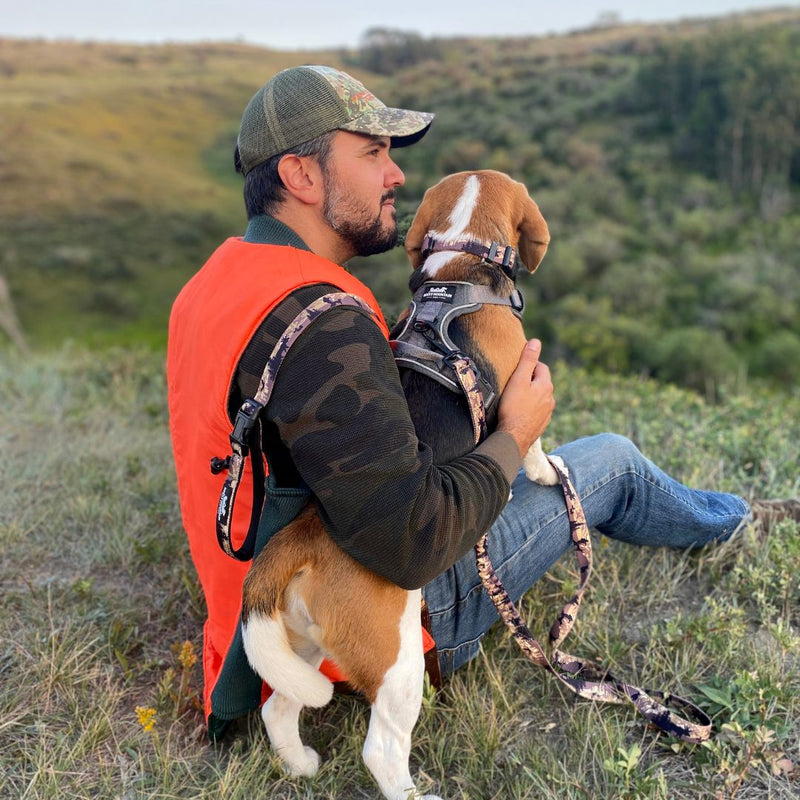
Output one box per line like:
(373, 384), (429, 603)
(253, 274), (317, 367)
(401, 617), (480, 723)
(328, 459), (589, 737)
(167, 65), (795, 737)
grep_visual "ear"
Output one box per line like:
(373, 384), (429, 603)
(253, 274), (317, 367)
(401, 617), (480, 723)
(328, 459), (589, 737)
(514, 182), (550, 274)
(277, 153), (323, 206)
(404, 188), (437, 269)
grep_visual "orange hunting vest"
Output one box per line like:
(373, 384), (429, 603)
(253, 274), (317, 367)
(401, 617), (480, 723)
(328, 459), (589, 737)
(167, 237), (393, 720)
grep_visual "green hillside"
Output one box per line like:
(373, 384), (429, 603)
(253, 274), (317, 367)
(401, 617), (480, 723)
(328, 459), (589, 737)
(1, 8), (799, 392)
(0, 40), (337, 347)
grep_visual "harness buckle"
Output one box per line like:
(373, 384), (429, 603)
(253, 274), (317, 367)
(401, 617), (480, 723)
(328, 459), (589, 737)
(442, 349), (468, 369)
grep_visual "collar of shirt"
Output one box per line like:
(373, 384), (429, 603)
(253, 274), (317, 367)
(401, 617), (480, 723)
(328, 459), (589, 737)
(243, 214), (310, 250)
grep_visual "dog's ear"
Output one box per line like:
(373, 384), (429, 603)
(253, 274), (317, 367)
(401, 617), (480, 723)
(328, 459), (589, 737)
(514, 181), (550, 274)
(404, 188), (437, 269)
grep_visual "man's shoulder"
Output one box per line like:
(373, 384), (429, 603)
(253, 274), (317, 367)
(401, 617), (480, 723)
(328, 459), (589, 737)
(232, 283), (343, 405)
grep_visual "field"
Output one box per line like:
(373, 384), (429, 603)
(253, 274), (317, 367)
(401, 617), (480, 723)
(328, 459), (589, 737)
(1, 9), (799, 798)
(1, 347), (798, 799)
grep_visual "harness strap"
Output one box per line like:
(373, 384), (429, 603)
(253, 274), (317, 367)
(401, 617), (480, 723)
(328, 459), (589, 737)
(214, 292), (378, 561)
(474, 456), (712, 743)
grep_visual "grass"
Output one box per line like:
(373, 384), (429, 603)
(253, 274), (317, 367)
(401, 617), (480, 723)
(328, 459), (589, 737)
(0, 39), (344, 218)
(1, 346), (798, 799)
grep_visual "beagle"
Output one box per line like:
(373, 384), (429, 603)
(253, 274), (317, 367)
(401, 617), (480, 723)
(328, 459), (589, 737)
(241, 170), (557, 800)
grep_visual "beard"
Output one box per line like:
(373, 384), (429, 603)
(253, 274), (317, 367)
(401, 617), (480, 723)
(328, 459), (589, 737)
(322, 173), (398, 257)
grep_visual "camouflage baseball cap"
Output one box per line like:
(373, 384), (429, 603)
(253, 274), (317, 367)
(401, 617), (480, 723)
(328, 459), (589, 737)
(236, 65), (434, 175)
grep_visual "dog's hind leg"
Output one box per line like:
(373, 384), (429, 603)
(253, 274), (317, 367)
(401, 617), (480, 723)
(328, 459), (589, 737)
(362, 589), (444, 800)
(261, 687), (321, 778)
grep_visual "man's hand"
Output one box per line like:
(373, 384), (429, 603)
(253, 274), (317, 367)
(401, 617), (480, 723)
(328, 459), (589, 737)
(497, 339), (555, 458)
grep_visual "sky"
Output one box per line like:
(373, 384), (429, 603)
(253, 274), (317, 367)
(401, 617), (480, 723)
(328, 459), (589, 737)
(1, 1), (797, 50)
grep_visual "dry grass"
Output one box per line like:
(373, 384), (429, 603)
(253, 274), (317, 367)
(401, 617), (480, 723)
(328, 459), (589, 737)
(1, 346), (798, 798)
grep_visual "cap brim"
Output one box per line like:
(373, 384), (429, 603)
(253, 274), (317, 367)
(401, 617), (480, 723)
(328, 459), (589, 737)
(339, 107), (434, 148)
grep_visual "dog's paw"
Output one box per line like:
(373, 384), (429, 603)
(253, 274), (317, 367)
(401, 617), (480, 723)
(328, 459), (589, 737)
(522, 443), (562, 486)
(284, 745), (321, 778)
(523, 458), (560, 486)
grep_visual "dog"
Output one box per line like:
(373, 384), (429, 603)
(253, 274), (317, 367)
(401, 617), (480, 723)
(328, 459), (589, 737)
(241, 170), (558, 800)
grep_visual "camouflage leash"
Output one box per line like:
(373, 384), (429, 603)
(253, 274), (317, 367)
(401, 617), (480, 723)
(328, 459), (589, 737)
(392, 279), (711, 740)
(213, 289), (712, 742)
(214, 292), (378, 561)
(474, 454), (712, 743)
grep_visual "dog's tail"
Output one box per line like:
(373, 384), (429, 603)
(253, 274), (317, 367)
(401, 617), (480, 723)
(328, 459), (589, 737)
(241, 611), (333, 708)
(241, 508), (334, 708)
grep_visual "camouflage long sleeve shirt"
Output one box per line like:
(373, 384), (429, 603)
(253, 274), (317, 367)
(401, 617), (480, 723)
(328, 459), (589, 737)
(229, 215), (522, 590)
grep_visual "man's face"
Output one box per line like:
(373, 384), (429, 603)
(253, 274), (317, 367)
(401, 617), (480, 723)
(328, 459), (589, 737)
(321, 132), (406, 259)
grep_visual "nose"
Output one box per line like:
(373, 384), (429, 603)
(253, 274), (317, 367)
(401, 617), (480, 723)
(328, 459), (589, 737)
(386, 156), (405, 188)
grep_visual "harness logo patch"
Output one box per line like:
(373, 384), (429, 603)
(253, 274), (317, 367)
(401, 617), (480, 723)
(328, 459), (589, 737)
(217, 486), (231, 521)
(421, 285), (456, 303)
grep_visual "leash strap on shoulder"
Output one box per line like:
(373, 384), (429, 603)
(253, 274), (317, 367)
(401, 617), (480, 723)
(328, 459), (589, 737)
(213, 292), (378, 561)
(474, 455), (712, 743)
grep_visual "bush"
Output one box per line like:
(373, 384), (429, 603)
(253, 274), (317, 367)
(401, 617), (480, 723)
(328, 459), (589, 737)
(651, 326), (740, 397)
(752, 330), (800, 386)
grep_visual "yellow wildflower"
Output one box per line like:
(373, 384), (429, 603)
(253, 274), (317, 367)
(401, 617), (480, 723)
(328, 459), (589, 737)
(135, 705), (157, 733)
(178, 640), (197, 670)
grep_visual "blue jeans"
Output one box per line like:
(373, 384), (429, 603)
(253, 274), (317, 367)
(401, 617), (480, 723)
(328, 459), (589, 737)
(422, 433), (751, 673)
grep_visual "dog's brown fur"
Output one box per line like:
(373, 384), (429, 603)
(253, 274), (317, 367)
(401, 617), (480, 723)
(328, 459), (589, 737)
(405, 170), (549, 275)
(242, 168), (551, 701)
(243, 506), (405, 702)
(240, 170), (552, 799)
(393, 170), (550, 465)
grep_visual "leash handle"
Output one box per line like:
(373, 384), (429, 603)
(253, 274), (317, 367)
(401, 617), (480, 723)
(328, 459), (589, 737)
(214, 292), (379, 560)
(475, 455), (712, 744)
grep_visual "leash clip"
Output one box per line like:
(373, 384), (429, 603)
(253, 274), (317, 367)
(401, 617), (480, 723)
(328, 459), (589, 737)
(230, 398), (264, 452)
(442, 348), (470, 370)
(413, 319), (440, 347)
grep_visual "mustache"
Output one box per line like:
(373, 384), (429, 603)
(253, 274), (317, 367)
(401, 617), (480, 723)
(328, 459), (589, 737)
(381, 190), (396, 204)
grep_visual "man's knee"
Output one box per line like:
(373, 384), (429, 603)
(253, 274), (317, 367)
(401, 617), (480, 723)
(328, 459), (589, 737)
(586, 432), (641, 469)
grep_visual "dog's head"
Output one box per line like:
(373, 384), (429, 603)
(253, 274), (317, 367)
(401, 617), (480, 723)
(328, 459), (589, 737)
(405, 170), (550, 275)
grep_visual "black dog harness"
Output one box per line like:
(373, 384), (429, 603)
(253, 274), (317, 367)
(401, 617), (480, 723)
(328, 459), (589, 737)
(390, 281), (524, 442)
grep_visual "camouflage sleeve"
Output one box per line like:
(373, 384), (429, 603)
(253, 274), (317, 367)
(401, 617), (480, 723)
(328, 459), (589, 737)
(265, 305), (522, 590)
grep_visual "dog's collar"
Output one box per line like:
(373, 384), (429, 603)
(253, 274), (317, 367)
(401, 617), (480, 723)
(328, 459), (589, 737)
(421, 233), (521, 281)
